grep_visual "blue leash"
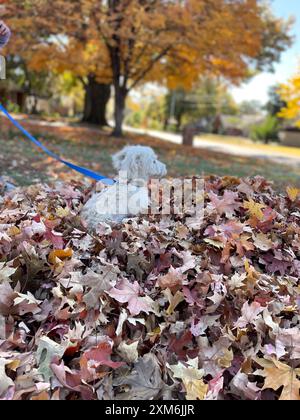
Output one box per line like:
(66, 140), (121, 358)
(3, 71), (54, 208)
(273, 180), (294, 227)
(0, 103), (115, 185)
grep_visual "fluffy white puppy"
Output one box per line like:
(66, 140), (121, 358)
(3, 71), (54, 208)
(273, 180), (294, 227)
(81, 145), (167, 229)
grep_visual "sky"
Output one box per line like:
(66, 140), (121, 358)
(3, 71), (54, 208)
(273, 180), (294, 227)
(231, 0), (300, 104)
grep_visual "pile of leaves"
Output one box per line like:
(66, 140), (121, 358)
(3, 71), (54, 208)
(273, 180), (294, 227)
(0, 176), (300, 400)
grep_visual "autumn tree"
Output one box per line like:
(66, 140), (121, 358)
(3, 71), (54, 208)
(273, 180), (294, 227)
(90, 0), (292, 136)
(277, 74), (300, 127)
(3, 7), (112, 125)
(6, 0), (292, 136)
(28, 39), (113, 125)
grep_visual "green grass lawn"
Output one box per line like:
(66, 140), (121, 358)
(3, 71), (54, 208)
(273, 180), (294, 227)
(1, 116), (299, 190)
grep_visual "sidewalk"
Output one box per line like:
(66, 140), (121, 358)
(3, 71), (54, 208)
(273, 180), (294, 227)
(124, 125), (300, 167)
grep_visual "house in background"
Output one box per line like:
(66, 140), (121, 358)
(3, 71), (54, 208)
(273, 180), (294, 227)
(0, 80), (26, 111)
(0, 81), (77, 117)
(219, 114), (265, 137)
(279, 126), (300, 147)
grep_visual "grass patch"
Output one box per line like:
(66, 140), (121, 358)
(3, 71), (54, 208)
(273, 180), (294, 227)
(0, 116), (299, 190)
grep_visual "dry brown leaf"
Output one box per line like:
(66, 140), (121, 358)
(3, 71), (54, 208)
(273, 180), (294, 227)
(254, 357), (300, 401)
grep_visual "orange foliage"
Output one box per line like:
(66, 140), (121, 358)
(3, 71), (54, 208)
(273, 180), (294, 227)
(3, 1), (292, 134)
(4, 0), (288, 89)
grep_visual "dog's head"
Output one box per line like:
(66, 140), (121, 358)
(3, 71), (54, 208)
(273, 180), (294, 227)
(112, 145), (167, 182)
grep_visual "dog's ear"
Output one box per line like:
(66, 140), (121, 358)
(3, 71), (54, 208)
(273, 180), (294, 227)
(112, 148), (128, 171)
(112, 146), (151, 180)
(125, 152), (141, 180)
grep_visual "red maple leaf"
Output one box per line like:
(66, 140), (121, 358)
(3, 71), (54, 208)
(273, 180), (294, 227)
(83, 341), (124, 369)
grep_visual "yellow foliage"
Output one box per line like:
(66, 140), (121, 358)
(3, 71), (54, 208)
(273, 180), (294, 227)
(286, 186), (300, 202)
(243, 199), (265, 221)
(278, 74), (300, 127)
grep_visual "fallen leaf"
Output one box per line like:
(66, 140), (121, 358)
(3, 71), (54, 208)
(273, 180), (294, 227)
(286, 186), (300, 202)
(253, 233), (273, 251)
(235, 301), (264, 328)
(0, 358), (14, 397)
(168, 358), (208, 400)
(208, 191), (240, 218)
(165, 290), (185, 315)
(254, 357), (300, 401)
(83, 266), (119, 309)
(157, 266), (184, 290)
(108, 278), (151, 316)
(244, 199), (265, 221)
(114, 354), (166, 400)
(36, 337), (67, 381)
(48, 248), (73, 265)
(83, 340), (124, 369)
(118, 341), (139, 363)
(0, 263), (16, 284)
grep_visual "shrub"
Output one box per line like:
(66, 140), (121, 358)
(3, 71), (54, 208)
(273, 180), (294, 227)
(125, 111), (143, 127)
(250, 115), (279, 144)
(6, 100), (21, 114)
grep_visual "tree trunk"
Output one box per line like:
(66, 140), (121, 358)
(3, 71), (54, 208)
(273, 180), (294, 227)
(163, 116), (169, 131)
(112, 86), (127, 137)
(82, 76), (111, 126)
(31, 96), (39, 115)
(176, 113), (182, 133)
(182, 125), (195, 146)
(212, 114), (222, 134)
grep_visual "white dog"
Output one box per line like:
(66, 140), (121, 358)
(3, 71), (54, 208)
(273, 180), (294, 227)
(81, 145), (167, 229)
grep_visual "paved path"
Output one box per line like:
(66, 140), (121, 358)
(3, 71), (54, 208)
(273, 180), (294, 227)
(124, 125), (300, 167)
